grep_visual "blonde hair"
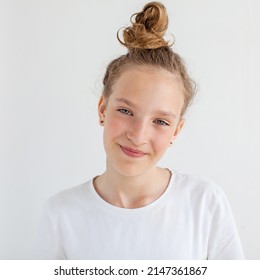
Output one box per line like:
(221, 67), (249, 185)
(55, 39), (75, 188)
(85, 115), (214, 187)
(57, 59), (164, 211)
(102, 1), (196, 116)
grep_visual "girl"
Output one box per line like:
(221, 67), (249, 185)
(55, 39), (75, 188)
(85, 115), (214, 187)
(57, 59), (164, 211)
(35, 1), (244, 259)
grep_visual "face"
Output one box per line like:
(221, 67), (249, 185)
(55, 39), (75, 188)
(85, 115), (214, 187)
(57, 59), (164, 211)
(98, 66), (185, 177)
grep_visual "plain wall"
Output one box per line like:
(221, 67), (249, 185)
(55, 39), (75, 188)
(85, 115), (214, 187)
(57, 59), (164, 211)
(1, 0), (259, 259)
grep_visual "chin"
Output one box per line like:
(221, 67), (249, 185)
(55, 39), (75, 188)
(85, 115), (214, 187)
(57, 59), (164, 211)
(106, 147), (160, 177)
(111, 160), (155, 178)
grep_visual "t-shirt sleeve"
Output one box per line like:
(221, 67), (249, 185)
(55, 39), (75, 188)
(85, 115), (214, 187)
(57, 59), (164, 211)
(33, 200), (66, 260)
(207, 188), (245, 259)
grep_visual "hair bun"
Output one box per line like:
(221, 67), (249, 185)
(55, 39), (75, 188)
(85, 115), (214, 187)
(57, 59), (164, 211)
(118, 2), (170, 49)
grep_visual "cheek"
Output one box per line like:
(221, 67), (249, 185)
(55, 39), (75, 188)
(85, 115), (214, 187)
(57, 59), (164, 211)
(154, 136), (170, 151)
(151, 129), (172, 151)
(104, 113), (127, 139)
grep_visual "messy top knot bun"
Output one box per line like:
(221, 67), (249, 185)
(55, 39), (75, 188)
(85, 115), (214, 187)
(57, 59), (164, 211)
(103, 2), (197, 117)
(118, 2), (170, 49)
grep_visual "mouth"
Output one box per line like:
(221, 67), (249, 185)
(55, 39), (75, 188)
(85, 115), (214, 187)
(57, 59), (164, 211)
(120, 145), (147, 158)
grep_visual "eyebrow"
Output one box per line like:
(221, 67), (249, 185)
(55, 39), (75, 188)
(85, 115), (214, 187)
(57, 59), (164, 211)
(115, 97), (177, 118)
(115, 98), (134, 107)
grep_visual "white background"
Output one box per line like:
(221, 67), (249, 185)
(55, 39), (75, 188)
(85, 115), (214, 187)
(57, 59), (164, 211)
(0, 0), (259, 259)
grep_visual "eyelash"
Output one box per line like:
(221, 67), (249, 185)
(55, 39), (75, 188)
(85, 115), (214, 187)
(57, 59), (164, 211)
(117, 108), (132, 115)
(154, 119), (169, 126)
(117, 108), (170, 126)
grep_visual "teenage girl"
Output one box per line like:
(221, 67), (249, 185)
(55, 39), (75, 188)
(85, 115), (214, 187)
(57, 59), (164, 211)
(35, 1), (244, 259)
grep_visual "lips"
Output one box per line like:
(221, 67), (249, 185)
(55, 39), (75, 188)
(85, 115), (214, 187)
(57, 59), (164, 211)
(120, 145), (147, 158)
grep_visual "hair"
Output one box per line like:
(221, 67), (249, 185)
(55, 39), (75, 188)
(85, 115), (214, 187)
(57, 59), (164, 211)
(102, 1), (196, 116)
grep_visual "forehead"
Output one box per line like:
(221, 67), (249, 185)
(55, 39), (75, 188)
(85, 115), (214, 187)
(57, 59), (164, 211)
(109, 66), (184, 114)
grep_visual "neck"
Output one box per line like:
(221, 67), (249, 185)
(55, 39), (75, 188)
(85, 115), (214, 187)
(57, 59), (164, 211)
(93, 164), (171, 209)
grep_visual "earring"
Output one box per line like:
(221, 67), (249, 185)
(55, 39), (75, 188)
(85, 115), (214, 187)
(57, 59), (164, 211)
(170, 141), (173, 145)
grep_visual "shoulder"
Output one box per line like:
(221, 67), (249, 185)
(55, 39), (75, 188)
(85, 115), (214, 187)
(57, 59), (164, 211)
(169, 170), (236, 225)
(172, 170), (228, 209)
(44, 179), (93, 216)
(173, 170), (223, 193)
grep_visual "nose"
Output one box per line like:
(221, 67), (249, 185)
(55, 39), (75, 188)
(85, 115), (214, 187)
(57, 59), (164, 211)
(126, 118), (149, 146)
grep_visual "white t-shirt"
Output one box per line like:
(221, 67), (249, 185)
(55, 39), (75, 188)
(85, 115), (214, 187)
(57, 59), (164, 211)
(34, 170), (245, 259)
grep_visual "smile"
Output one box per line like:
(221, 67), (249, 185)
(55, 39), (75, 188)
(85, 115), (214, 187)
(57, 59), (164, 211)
(120, 145), (147, 158)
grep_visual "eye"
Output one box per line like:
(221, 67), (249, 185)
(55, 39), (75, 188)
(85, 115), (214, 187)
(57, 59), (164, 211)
(117, 108), (133, 115)
(154, 119), (169, 126)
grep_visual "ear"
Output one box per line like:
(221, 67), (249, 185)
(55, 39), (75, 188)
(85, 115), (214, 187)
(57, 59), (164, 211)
(98, 96), (107, 126)
(170, 118), (185, 144)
